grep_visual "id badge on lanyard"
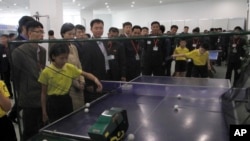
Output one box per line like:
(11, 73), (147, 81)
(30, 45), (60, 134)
(153, 39), (159, 51)
(135, 53), (140, 60)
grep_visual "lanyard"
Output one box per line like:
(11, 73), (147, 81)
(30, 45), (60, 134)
(154, 39), (159, 46)
(108, 41), (112, 50)
(233, 38), (240, 45)
(193, 38), (199, 44)
(131, 40), (139, 54)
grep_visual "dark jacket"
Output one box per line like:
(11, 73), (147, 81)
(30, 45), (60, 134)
(142, 36), (167, 67)
(0, 44), (10, 73)
(82, 41), (107, 85)
(228, 36), (247, 63)
(12, 43), (46, 108)
(106, 41), (126, 80)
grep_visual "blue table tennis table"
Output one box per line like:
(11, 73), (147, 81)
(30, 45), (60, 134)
(29, 76), (231, 141)
(209, 50), (220, 61)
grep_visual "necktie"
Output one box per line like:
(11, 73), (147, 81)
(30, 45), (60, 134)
(97, 41), (109, 70)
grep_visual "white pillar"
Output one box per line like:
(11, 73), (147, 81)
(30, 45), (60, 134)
(29, 0), (63, 39)
(247, 0), (250, 30)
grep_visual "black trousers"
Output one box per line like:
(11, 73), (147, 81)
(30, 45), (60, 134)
(165, 60), (172, 76)
(192, 65), (208, 78)
(0, 115), (17, 141)
(186, 61), (193, 77)
(22, 108), (43, 141)
(225, 61), (241, 86)
(142, 64), (165, 76)
(47, 94), (73, 123)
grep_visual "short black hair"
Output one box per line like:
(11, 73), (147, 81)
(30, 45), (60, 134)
(200, 42), (209, 50)
(9, 33), (16, 38)
(179, 38), (186, 41)
(0, 34), (9, 38)
(142, 27), (149, 30)
(171, 25), (178, 30)
(160, 25), (165, 33)
(234, 26), (243, 31)
(48, 30), (54, 36)
(85, 33), (91, 38)
(109, 27), (119, 33)
(60, 23), (75, 38)
(17, 16), (35, 33)
(75, 24), (86, 31)
(25, 20), (43, 32)
(184, 26), (189, 29)
(122, 22), (132, 28)
(49, 43), (70, 61)
(217, 27), (222, 31)
(90, 19), (104, 28)
(132, 25), (142, 31)
(193, 27), (200, 33)
(151, 21), (160, 26)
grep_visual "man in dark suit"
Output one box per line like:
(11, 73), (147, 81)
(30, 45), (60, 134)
(8, 16), (35, 125)
(120, 22), (132, 37)
(107, 27), (126, 81)
(82, 19), (107, 103)
(142, 21), (167, 76)
(12, 20), (46, 140)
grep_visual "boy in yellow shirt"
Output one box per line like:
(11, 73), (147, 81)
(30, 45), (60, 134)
(172, 42), (211, 78)
(0, 80), (17, 141)
(38, 43), (102, 123)
(173, 38), (189, 77)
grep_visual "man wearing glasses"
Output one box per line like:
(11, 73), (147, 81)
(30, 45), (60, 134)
(11, 20), (46, 141)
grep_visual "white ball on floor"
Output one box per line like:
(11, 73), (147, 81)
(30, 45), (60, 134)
(85, 103), (90, 107)
(42, 139), (48, 141)
(84, 108), (89, 113)
(174, 105), (179, 111)
(177, 94), (181, 99)
(128, 133), (135, 141)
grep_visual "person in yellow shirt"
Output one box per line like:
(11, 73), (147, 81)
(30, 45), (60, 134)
(38, 43), (102, 124)
(172, 42), (211, 78)
(0, 80), (17, 141)
(173, 38), (189, 77)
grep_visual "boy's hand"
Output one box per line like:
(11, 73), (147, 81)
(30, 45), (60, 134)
(94, 78), (103, 93)
(208, 64), (212, 70)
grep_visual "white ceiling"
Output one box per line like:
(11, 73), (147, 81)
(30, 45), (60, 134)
(0, 0), (205, 14)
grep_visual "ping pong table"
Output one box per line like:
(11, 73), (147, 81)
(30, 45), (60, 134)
(29, 76), (231, 141)
(209, 50), (221, 61)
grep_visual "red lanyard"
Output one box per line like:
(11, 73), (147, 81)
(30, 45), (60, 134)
(233, 38), (240, 45)
(131, 40), (139, 54)
(193, 38), (199, 44)
(154, 39), (159, 46)
(108, 41), (112, 50)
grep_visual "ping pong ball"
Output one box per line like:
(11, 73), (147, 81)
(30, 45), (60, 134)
(128, 133), (135, 141)
(177, 94), (181, 99)
(84, 108), (89, 113)
(42, 139), (48, 141)
(85, 103), (90, 107)
(174, 105), (179, 110)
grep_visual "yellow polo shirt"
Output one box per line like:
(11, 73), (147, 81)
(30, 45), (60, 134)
(0, 81), (10, 118)
(174, 46), (189, 61)
(38, 63), (82, 95)
(185, 49), (209, 66)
